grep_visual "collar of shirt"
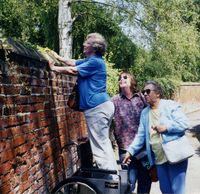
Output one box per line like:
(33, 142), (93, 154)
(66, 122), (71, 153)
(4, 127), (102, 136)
(120, 92), (140, 100)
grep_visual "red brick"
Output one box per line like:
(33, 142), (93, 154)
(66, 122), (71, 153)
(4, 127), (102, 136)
(10, 126), (23, 136)
(1, 171), (15, 184)
(15, 143), (31, 156)
(15, 164), (29, 176)
(13, 135), (26, 147)
(1, 149), (14, 163)
(0, 128), (12, 139)
(29, 121), (40, 131)
(10, 173), (20, 188)
(19, 66), (30, 74)
(0, 55), (89, 194)
(0, 117), (8, 129)
(42, 127), (51, 135)
(4, 85), (21, 95)
(7, 115), (27, 127)
(4, 96), (14, 105)
(39, 120), (50, 127)
(0, 85), (5, 94)
(16, 104), (31, 113)
(21, 171), (30, 182)
(0, 97), (5, 107)
(3, 105), (16, 116)
(0, 162), (12, 175)
(0, 140), (14, 153)
(30, 166), (36, 176)
(19, 181), (30, 193)
(0, 182), (11, 194)
(31, 87), (44, 94)
(43, 146), (53, 159)
(31, 103), (44, 112)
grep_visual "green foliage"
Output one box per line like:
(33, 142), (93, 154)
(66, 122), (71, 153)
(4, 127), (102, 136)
(1, 0), (200, 98)
(106, 62), (121, 96)
(0, 0), (59, 50)
(71, 0), (137, 69)
(126, 0), (200, 96)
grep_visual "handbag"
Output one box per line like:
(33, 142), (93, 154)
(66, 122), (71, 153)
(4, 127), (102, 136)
(67, 82), (80, 111)
(135, 146), (158, 182)
(162, 135), (195, 164)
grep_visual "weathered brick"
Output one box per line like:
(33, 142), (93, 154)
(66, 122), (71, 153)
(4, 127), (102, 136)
(0, 117), (8, 129)
(0, 51), (87, 194)
(19, 180), (30, 194)
(0, 182), (11, 194)
(21, 171), (30, 182)
(4, 85), (21, 95)
(15, 104), (31, 113)
(15, 143), (31, 156)
(0, 149), (14, 163)
(0, 162), (12, 175)
(0, 85), (5, 95)
(0, 128), (12, 139)
(10, 126), (23, 136)
(0, 171), (15, 185)
(7, 115), (27, 127)
(13, 135), (26, 147)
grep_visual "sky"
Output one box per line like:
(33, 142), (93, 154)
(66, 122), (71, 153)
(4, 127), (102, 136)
(94, 0), (150, 49)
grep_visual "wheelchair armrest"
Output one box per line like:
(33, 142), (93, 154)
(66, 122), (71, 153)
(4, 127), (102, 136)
(81, 167), (118, 175)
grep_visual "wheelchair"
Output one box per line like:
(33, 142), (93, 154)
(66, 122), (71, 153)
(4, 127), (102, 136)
(51, 138), (131, 194)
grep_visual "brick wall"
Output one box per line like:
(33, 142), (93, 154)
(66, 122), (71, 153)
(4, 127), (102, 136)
(0, 48), (87, 193)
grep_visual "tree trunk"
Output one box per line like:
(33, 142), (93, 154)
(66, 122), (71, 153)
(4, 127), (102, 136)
(58, 0), (73, 58)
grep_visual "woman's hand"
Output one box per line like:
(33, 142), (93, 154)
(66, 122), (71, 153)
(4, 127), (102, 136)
(48, 61), (56, 71)
(152, 125), (167, 133)
(49, 51), (75, 66)
(122, 152), (132, 165)
(66, 66), (78, 75)
(50, 50), (62, 60)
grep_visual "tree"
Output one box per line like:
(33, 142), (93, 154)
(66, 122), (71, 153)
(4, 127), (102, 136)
(120, 0), (200, 89)
(1, 0), (199, 97)
(0, 0), (59, 50)
(58, 0), (73, 58)
(71, 0), (137, 69)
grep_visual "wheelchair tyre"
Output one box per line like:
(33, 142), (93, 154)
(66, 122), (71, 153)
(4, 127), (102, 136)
(52, 177), (101, 194)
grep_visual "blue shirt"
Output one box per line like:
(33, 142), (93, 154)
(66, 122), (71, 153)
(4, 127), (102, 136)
(76, 55), (110, 110)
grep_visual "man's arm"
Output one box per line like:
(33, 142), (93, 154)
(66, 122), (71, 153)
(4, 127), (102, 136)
(50, 51), (76, 66)
(49, 61), (78, 75)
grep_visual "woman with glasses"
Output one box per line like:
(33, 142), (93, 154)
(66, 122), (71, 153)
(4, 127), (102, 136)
(49, 33), (118, 171)
(111, 72), (152, 194)
(123, 80), (190, 194)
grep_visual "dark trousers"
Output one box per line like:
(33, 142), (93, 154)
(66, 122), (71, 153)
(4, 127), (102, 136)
(119, 149), (152, 193)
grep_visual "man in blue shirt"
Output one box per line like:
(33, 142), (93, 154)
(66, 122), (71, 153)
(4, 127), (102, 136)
(49, 33), (118, 171)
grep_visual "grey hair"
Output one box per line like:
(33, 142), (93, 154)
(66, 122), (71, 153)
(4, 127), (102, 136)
(144, 80), (163, 98)
(86, 33), (107, 56)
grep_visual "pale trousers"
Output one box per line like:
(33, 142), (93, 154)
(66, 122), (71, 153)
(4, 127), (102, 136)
(84, 101), (118, 171)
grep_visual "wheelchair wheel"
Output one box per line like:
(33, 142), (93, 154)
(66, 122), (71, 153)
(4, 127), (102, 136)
(52, 177), (101, 194)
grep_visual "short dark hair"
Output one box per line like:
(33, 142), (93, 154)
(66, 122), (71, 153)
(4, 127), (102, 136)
(144, 80), (163, 98)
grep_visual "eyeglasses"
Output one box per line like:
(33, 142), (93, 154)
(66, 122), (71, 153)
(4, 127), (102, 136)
(142, 89), (155, 95)
(118, 75), (128, 81)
